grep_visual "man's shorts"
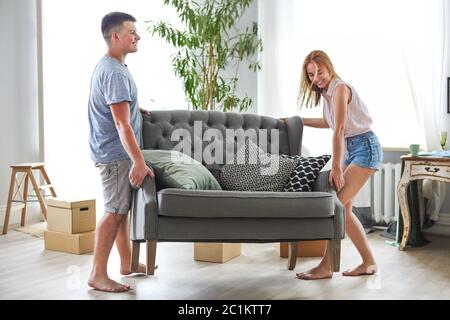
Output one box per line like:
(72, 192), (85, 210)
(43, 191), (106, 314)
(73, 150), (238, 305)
(95, 160), (133, 214)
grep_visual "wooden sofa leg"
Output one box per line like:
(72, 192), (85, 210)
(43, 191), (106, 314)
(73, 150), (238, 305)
(287, 242), (298, 270)
(329, 239), (341, 272)
(146, 240), (157, 276)
(131, 241), (140, 273)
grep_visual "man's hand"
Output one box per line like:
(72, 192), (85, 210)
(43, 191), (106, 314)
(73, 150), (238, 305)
(139, 108), (151, 116)
(129, 161), (154, 189)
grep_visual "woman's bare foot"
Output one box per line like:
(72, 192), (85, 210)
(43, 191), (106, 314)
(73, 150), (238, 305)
(120, 262), (147, 275)
(296, 265), (333, 280)
(342, 263), (378, 276)
(88, 274), (130, 292)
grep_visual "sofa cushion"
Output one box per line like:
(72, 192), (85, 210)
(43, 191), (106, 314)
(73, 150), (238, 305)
(157, 189), (335, 218)
(282, 155), (332, 192)
(219, 139), (297, 191)
(141, 150), (222, 190)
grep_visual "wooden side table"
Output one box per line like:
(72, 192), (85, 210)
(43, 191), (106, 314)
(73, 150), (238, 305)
(397, 156), (450, 250)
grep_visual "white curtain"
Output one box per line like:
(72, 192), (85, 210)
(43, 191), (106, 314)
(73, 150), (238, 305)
(258, 0), (446, 155)
(443, 1), (450, 149)
(401, 0), (447, 151)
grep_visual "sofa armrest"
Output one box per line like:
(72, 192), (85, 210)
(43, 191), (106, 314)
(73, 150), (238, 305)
(130, 175), (158, 241)
(313, 170), (345, 239)
(313, 170), (334, 193)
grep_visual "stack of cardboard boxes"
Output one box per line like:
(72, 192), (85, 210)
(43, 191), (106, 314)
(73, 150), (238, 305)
(44, 198), (96, 254)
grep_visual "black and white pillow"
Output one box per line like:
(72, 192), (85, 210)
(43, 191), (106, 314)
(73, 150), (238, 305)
(220, 139), (297, 192)
(282, 155), (332, 192)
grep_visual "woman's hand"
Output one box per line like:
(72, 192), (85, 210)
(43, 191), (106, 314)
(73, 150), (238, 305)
(329, 166), (345, 192)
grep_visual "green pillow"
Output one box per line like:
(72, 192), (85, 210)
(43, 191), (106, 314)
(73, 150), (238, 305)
(141, 150), (222, 190)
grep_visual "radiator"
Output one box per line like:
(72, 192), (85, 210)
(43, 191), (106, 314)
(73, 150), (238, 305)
(354, 163), (402, 224)
(372, 163), (403, 224)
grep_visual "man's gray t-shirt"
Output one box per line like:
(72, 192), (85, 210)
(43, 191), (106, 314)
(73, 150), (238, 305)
(88, 55), (142, 163)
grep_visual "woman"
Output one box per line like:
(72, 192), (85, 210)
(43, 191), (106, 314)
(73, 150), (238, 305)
(296, 50), (382, 280)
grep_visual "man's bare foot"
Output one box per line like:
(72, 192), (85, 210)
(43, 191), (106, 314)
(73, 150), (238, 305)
(296, 265), (333, 280)
(342, 263), (378, 276)
(88, 275), (130, 292)
(120, 263), (158, 275)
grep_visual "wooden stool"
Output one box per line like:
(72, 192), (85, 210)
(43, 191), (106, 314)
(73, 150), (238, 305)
(2, 163), (57, 235)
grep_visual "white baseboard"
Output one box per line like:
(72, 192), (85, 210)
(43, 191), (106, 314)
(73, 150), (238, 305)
(423, 213), (450, 237)
(0, 203), (43, 230)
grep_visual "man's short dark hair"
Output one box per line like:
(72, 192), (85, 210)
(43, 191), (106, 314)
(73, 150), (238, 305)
(101, 12), (136, 44)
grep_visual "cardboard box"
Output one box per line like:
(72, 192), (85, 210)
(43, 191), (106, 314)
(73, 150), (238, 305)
(46, 198), (96, 234)
(278, 240), (326, 258)
(44, 230), (95, 254)
(194, 243), (241, 263)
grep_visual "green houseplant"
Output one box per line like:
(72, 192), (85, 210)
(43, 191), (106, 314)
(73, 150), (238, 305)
(148, 0), (262, 111)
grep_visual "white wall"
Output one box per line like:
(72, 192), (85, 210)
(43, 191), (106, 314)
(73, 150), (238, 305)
(0, 0), (42, 228)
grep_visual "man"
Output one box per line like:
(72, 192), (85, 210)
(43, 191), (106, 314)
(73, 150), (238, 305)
(87, 12), (154, 292)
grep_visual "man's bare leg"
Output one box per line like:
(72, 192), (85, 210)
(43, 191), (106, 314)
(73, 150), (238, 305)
(88, 213), (130, 292)
(115, 214), (146, 275)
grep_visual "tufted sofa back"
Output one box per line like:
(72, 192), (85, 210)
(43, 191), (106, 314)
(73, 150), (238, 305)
(142, 110), (303, 167)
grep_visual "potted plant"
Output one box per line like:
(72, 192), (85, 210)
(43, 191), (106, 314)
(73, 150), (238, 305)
(148, 0), (262, 112)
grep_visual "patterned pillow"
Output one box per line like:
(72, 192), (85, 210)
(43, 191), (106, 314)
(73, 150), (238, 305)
(220, 139), (297, 191)
(282, 155), (332, 192)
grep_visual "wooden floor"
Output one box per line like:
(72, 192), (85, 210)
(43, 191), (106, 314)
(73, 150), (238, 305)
(1, 230), (450, 300)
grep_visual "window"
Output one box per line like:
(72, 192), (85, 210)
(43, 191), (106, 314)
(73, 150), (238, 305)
(42, 0), (186, 198)
(259, 0), (443, 155)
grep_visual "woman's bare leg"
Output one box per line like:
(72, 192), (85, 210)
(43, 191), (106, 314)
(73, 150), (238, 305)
(338, 165), (377, 275)
(296, 241), (333, 280)
(297, 164), (376, 280)
(341, 198), (377, 276)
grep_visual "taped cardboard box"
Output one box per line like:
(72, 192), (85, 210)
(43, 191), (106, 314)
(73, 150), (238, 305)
(194, 243), (241, 263)
(46, 198), (96, 234)
(44, 230), (95, 254)
(278, 240), (326, 257)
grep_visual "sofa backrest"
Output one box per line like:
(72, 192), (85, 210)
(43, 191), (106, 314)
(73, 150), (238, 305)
(141, 110), (303, 166)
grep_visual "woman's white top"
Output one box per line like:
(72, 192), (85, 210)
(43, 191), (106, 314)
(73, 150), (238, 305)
(322, 78), (373, 138)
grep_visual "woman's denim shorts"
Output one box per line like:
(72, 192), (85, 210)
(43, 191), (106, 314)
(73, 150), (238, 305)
(344, 131), (382, 170)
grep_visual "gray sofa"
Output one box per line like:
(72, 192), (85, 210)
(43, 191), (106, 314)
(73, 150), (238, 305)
(130, 110), (345, 275)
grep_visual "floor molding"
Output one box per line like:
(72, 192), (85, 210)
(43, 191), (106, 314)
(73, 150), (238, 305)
(0, 203), (42, 230)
